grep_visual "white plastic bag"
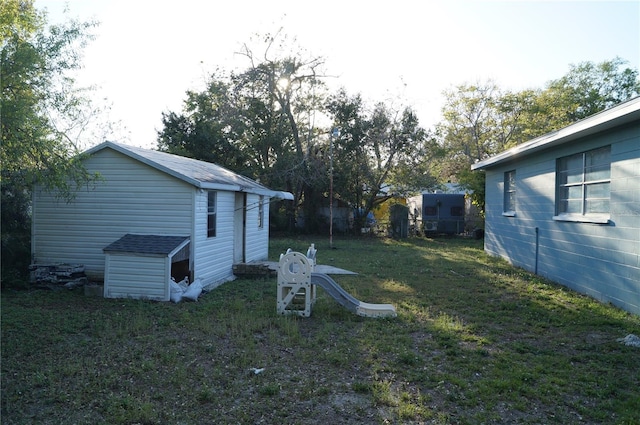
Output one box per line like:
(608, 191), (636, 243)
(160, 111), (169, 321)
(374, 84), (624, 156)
(170, 279), (183, 303)
(182, 278), (202, 301)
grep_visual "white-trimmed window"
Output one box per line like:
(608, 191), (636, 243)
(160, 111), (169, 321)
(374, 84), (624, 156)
(258, 196), (264, 228)
(503, 170), (516, 215)
(555, 146), (611, 222)
(207, 191), (217, 237)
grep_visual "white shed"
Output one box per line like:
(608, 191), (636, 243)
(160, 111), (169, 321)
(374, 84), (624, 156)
(31, 141), (292, 298)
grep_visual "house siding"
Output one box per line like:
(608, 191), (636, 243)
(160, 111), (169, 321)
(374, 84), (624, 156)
(483, 123), (640, 314)
(193, 190), (236, 287)
(192, 191), (271, 287)
(244, 194), (270, 262)
(32, 149), (193, 280)
(104, 254), (169, 301)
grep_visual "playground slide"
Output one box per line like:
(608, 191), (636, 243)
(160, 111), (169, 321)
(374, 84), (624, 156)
(310, 272), (397, 318)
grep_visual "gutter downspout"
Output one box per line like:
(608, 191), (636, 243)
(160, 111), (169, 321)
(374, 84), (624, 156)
(535, 227), (539, 275)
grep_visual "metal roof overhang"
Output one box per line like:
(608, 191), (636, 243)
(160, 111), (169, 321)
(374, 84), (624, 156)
(471, 96), (640, 171)
(86, 142), (294, 200)
(197, 182), (293, 200)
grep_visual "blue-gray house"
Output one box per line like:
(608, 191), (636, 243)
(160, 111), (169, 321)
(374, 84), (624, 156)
(471, 97), (640, 315)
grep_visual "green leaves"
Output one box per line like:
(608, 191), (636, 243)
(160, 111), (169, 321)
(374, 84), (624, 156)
(546, 57), (640, 121)
(1, 0), (101, 284)
(1, 0), (99, 192)
(326, 90), (434, 225)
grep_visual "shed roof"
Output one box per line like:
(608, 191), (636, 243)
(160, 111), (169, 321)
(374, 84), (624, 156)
(85, 141), (293, 199)
(471, 96), (640, 170)
(104, 234), (190, 256)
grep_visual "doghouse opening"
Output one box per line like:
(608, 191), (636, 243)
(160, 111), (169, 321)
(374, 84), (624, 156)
(171, 259), (191, 282)
(169, 238), (191, 283)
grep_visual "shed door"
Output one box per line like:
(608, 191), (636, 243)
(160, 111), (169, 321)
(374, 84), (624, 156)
(234, 193), (246, 263)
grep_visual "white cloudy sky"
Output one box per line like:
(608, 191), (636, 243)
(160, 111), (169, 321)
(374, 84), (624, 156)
(36, 0), (640, 149)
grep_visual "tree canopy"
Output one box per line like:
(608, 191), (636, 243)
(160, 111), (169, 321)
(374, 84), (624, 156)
(1, 0), (102, 196)
(157, 32), (439, 233)
(326, 89), (436, 229)
(1, 0), (100, 284)
(158, 52), (639, 230)
(157, 33), (331, 230)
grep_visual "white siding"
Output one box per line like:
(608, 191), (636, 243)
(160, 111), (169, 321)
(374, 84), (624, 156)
(104, 254), (169, 301)
(245, 194), (270, 262)
(483, 123), (640, 315)
(32, 149), (194, 280)
(193, 190), (236, 287)
(192, 191), (271, 288)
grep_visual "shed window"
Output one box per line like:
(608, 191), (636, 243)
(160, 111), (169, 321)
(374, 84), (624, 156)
(258, 196), (264, 228)
(556, 146), (610, 219)
(504, 170), (516, 214)
(207, 191), (217, 238)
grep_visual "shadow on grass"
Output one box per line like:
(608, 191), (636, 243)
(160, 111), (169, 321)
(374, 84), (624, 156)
(269, 235), (640, 424)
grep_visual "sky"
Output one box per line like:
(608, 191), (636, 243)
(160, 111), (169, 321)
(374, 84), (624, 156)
(36, 0), (640, 149)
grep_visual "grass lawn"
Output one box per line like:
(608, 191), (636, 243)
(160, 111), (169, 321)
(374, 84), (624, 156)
(2, 235), (639, 424)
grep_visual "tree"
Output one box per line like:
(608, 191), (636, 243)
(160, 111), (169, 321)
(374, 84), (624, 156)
(158, 31), (329, 231)
(435, 83), (544, 212)
(158, 74), (251, 174)
(511, 58), (640, 139)
(232, 36), (328, 200)
(327, 89), (433, 231)
(543, 57), (640, 123)
(1, 0), (99, 285)
(433, 82), (504, 211)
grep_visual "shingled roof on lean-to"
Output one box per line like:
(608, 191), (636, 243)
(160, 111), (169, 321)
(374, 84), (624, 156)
(103, 234), (190, 256)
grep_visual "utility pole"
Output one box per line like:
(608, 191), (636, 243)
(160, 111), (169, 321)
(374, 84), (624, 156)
(329, 128), (340, 249)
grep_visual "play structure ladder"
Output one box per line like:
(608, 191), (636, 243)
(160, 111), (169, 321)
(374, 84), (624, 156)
(277, 249), (316, 317)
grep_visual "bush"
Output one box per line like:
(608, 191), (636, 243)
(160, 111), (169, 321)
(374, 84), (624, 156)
(1, 186), (32, 289)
